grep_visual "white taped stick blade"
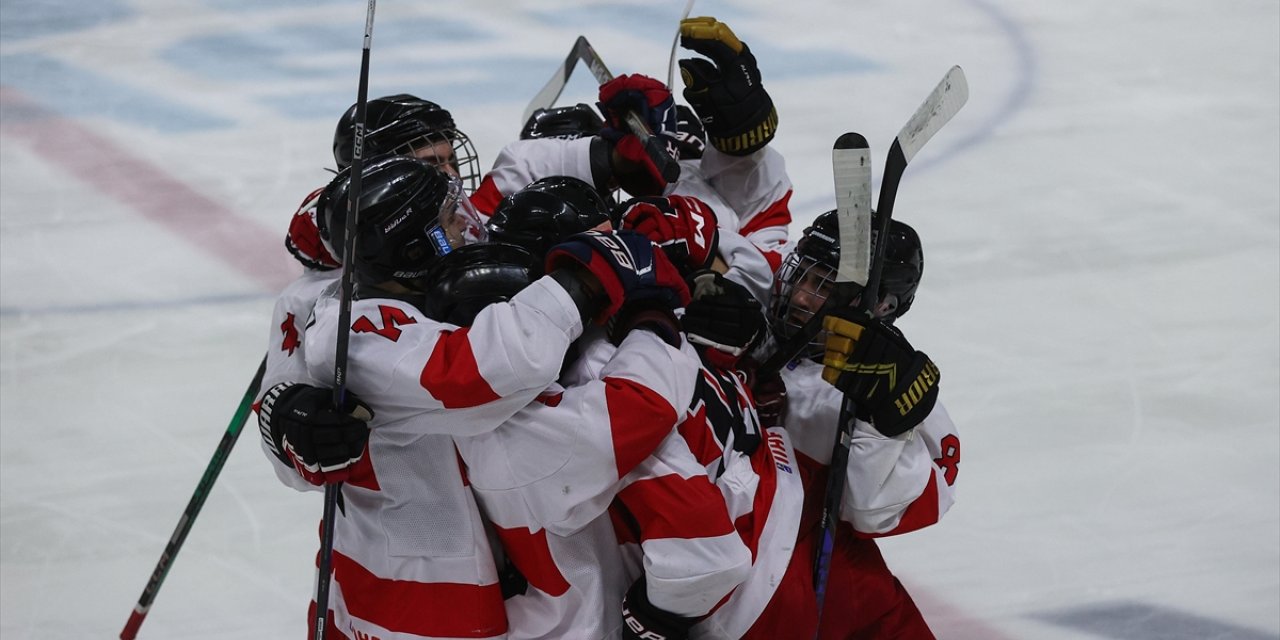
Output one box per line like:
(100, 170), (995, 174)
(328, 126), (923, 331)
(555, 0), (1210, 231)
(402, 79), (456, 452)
(832, 133), (873, 285)
(897, 66), (969, 164)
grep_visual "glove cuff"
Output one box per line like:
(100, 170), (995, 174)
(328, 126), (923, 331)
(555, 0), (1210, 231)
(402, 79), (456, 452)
(621, 578), (697, 640)
(258, 382), (298, 466)
(869, 354), (941, 437)
(706, 103), (777, 156)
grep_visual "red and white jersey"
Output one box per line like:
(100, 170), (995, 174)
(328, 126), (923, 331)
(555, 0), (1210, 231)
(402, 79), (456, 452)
(300, 275), (586, 640)
(781, 357), (960, 536)
(669, 360), (804, 639)
(470, 139), (792, 303)
(257, 187), (342, 491)
(257, 267), (339, 492)
(457, 328), (700, 639)
(555, 337), (752, 620)
(670, 147), (793, 303)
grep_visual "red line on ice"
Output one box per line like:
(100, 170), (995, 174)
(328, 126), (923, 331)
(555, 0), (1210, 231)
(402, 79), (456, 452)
(0, 86), (296, 292)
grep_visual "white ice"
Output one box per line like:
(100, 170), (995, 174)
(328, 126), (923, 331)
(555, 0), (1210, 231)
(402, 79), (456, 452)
(1, 0), (1277, 638)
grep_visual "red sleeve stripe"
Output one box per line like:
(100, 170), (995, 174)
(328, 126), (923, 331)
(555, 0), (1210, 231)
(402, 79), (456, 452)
(492, 525), (572, 597)
(607, 377), (678, 478)
(331, 550), (508, 637)
(617, 474), (736, 541)
(419, 328), (501, 408)
(737, 191), (793, 239)
(856, 472), (942, 539)
(677, 406), (724, 468)
(471, 175), (505, 217)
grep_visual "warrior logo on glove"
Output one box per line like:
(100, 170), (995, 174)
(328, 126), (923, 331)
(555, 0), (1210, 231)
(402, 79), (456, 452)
(820, 313), (940, 437)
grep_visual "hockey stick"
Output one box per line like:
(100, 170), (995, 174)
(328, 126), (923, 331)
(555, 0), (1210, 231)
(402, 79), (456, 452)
(315, 3), (377, 639)
(520, 36), (590, 125)
(810, 133), (872, 629)
(757, 66), (968, 380)
(521, 36), (681, 184)
(812, 66), (969, 631)
(666, 0), (697, 90)
(120, 356), (267, 640)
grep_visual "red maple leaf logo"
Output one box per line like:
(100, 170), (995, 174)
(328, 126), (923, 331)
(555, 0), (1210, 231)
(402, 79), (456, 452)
(280, 313), (302, 356)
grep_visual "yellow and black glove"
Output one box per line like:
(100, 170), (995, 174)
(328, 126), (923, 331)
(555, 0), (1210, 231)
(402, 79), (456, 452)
(822, 312), (940, 437)
(678, 17), (777, 156)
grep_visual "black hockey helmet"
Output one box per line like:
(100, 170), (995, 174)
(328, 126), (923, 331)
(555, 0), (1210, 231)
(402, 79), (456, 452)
(421, 242), (538, 325)
(769, 209), (924, 360)
(333, 94), (482, 193)
(486, 176), (612, 265)
(320, 154), (487, 291)
(673, 105), (706, 160)
(520, 104), (605, 140)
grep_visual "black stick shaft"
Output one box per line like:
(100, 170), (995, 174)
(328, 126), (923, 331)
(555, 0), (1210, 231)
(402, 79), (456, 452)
(316, 3), (376, 639)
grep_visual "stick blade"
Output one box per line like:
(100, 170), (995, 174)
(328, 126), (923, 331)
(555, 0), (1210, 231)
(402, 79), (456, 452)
(896, 65), (968, 164)
(520, 36), (591, 125)
(832, 132), (873, 286)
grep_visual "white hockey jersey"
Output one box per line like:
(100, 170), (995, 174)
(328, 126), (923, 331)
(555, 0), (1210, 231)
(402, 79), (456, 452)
(559, 335), (754, 621)
(675, 360), (804, 640)
(781, 358), (959, 536)
(456, 328), (702, 639)
(300, 275), (586, 640)
(469, 138), (793, 303)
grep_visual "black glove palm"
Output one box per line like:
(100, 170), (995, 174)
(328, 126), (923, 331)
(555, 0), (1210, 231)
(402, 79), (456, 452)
(821, 312), (940, 437)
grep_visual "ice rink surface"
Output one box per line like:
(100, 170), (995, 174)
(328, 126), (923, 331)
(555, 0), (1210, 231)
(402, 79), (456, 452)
(1, 0), (1277, 638)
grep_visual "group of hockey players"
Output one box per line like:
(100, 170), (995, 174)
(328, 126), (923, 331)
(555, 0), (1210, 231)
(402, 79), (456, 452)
(253, 16), (960, 640)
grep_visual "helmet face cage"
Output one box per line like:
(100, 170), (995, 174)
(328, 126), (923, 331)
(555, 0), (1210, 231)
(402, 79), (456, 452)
(392, 127), (482, 196)
(768, 252), (843, 362)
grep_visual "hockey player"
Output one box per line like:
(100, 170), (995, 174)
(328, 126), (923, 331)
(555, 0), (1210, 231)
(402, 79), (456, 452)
(259, 156), (692, 639)
(471, 17), (792, 305)
(763, 210), (960, 639)
(469, 178), (751, 640)
(260, 95), (481, 491)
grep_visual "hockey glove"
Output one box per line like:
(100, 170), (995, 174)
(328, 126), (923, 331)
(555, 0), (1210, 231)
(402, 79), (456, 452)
(597, 74), (681, 196)
(679, 17), (778, 156)
(682, 270), (764, 368)
(751, 372), (788, 430)
(259, 382), (373, 486)
(621, 578), (698, 640)
(821, 312), (940, 437)
(546, 230), (690, 328)
(616, 195), (720, 274)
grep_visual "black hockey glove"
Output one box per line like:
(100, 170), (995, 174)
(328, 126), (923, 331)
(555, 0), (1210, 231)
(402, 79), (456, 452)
(682, 270), (764, 368)
(259, 382), (373, 486)
(821, 311), (940, 437)
(546, 230), (690, 333)
(679, 17), (777, 156)
(621, 578), (698, 640)
(751, 371), (788, 430)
